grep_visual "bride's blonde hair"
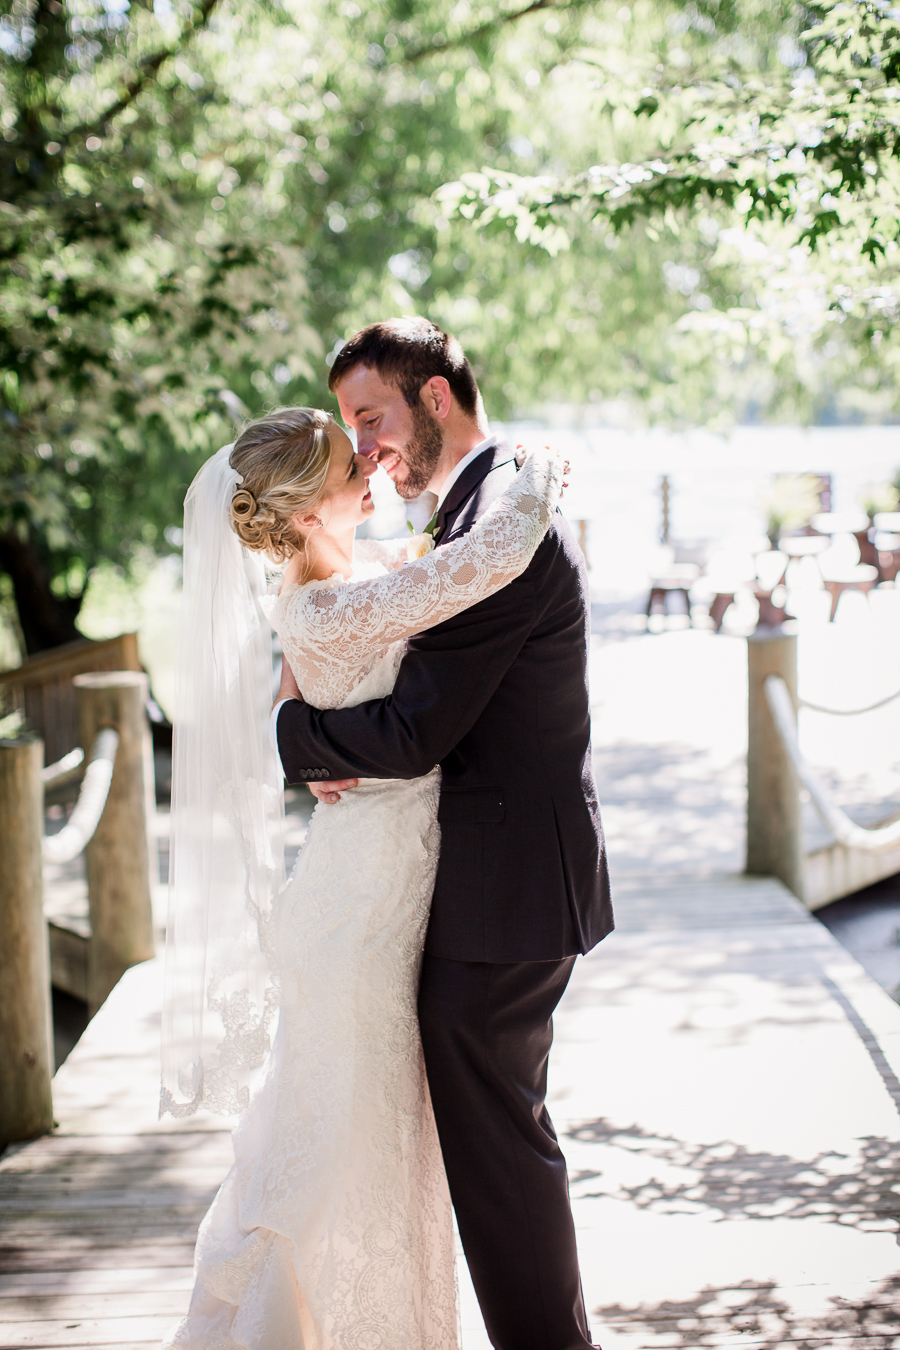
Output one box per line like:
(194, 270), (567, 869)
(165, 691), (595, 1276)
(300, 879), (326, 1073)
(229, 407), (333, 562)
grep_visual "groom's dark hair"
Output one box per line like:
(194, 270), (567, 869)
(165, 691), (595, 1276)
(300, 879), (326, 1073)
(328, 317), (480, 418)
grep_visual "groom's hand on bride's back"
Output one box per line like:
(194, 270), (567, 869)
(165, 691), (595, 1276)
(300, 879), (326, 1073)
(272, 662), (357, 801)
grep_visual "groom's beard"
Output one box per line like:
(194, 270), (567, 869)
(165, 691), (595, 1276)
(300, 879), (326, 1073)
(395, 402), (443, 500)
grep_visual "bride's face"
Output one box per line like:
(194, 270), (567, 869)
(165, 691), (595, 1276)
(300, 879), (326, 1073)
(304, 423), (377, 535)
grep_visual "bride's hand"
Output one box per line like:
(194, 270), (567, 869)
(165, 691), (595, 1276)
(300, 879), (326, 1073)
(515, 443), (569, 491)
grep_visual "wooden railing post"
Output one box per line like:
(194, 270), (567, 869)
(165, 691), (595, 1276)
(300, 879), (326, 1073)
(0, 737), (53, 1143)
(72, 673), (155, 1014)
(746, 629), (804, 899)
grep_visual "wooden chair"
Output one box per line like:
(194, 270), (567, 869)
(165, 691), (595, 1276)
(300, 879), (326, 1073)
(873, 513), (900, 584)
(751, 549), (790, 629)
(645, 542), (706, 629)
(818, 546), (879, 620)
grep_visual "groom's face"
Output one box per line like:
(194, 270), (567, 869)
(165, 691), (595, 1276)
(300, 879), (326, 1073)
(334, 363), (443, 501)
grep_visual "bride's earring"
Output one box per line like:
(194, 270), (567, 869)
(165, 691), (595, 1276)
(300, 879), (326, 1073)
(312, 517), (324, 530)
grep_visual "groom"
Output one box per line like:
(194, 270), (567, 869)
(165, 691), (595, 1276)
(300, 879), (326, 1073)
(274, 318), (613, 1349)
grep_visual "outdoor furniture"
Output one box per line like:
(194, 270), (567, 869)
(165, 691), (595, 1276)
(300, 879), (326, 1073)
(780, 535), (830, 559)
(810, 510), (870, 536)
(694, 544), (760, 633)
(751, 548), (790, 629)
(754, 588), (791, 627)
(810, 511), (881, 577)
(645, 565), (699, 627)
(874, 513), (900, 583)
(854, 528), (881, 571)
(817, 533), (879, 620)
(645, 543), (705, 629)
(822, 574), (878, 618)
(803, 521), (880, 618)
(875, 537), (900, 583)
(707, 591), (736, 632)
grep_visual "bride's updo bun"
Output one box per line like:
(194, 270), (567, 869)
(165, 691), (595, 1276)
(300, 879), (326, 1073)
(229, 407), (333, 562)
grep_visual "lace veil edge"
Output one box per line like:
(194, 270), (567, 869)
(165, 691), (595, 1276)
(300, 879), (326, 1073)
(160, 444), (285, 1119)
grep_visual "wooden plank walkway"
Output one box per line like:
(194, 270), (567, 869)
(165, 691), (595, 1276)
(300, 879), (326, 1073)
(0, 957), (229, 1349)
(2, 871), (899, 1348)
(551, 874), (900, 1348)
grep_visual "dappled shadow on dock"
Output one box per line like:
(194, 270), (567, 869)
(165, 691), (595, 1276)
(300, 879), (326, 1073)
(566, 1118), (900, 1234)
(0, 1130), (230, 1273)
(594, 1275), (900, 1348)
(591, 740), (746, 875)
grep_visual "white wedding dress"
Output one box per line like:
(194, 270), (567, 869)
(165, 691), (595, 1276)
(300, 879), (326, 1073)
(163, 451), (562, 1350)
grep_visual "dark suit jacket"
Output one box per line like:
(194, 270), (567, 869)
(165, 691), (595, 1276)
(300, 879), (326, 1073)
(277, 443), (613, 962)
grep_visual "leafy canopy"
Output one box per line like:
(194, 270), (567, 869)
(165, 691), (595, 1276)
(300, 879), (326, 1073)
(1, 0), (898, 655)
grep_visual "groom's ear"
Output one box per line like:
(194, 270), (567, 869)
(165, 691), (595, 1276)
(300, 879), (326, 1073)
(419, 376), (452, 421)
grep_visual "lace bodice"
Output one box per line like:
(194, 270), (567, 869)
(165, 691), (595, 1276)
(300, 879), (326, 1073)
(263, 449), (563, 710)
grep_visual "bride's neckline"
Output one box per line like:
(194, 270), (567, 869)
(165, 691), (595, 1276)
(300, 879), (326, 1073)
(278, 571), (342, 596)
(276, 558), (385, 598)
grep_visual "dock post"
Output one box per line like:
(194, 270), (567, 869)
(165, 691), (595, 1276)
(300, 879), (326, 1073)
(73, 673), (155, 1015)
(746, 629), (804, 900)
(0, 737), (54, 1143)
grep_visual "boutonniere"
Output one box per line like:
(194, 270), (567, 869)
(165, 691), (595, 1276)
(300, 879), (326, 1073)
(406, 517), (436, 560)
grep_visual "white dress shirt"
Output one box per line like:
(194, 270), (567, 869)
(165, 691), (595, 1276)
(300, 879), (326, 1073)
(434, 434), (497, 510)
(270, 433), (500, 771)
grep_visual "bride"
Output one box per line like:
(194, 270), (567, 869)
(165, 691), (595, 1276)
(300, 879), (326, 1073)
(160, 405), (565, 1349)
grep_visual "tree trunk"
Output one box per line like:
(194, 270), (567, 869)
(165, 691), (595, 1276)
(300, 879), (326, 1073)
(0, 530), (83, 655)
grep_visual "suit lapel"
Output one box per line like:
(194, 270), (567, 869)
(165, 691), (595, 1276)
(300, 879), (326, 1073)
(433, 441), (515, 543)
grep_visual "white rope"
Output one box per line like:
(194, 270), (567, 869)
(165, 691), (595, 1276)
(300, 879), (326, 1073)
(42, 728), (119, 864)
(41, 746), (85, 785)
(798, 688), (900, 716)
(765, 676), (900, 855)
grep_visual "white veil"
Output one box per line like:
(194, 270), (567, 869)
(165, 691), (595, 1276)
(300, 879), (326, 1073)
(160, 444), (285, 1118)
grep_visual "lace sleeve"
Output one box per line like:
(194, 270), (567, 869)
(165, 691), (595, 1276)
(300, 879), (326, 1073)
(353, 537), (409, 571)
(275, 449), (563, 699)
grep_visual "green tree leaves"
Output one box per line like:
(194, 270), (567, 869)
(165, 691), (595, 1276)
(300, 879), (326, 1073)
(3, 0), (898, 654)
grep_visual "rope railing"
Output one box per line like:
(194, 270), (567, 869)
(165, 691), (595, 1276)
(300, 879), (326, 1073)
(765, 675), (900, 855)
(41, 746), (85, 786)
(42, 728), (119, 865)
(2, 673), (155, 1142)
(798, 688), (900, 716)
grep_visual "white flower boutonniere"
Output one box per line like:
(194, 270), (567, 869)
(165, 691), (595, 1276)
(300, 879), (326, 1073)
(406, 532), (435, 561)
(406, 515), (437, 561)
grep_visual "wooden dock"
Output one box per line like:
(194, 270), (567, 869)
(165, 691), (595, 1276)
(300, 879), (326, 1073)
(553, 874), (900, 1349)
(0, 956), (230, 1349)
(2, 870), (899, 1349)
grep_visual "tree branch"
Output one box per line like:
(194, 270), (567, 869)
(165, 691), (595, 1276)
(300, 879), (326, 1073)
(402, 0), (592, 65)
(66, 0), (222, 144)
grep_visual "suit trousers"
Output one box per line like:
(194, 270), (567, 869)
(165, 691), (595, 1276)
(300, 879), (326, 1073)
(418, 954), (594, 1350)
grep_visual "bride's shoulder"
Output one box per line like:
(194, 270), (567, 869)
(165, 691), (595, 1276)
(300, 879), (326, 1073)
(260, 574), (341, 623)
(261, 560), (388, 628)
